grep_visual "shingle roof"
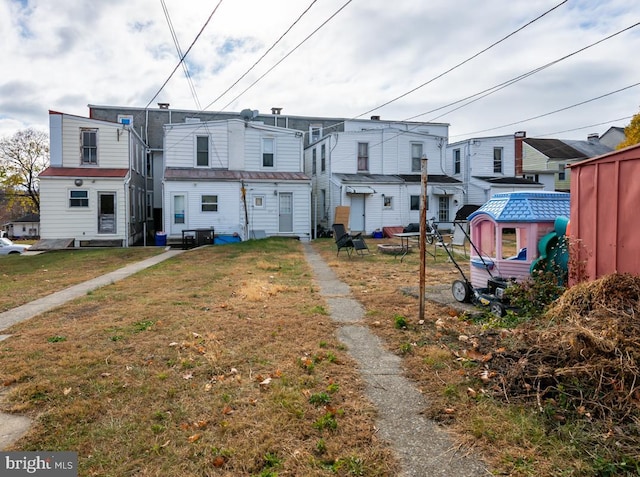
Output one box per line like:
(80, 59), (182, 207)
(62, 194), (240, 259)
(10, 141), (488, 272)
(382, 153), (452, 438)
(164, 168), (309, 181)
(473, 176), (541, 185)
(467, 191), (570, 223)
(397, 174), (462, 184)
(524, 138), (586, 160)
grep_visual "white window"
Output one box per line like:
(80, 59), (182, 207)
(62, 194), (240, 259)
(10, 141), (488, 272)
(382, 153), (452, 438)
(201, 195), (218, 212)
(81, 128), (98, 164)
(411, 143), (423, 172)
(196, 136), (209, 167)
(117, 114), (133, 126)
(69, 190), (89, 207)
(493, 147), (503, 173)
(383, 195), (393, 209)
(454, 149), (461, 174)
(262, 138), (275, 167)
(310, 124), (322, 143)
(357, 142), (369, 172)
(253, 195), (265, 208)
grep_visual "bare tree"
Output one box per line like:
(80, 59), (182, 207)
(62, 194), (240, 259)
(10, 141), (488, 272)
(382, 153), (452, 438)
(0, 128), (49, 212)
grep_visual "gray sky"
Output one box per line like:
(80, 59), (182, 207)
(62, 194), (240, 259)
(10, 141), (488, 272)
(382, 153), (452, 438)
(1, 0), (638, 142)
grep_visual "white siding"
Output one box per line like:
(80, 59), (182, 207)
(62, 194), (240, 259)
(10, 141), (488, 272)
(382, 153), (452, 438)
(164, 122), (229, 169)
(40, 178), (127, 244)
(61, 115), (130, 168)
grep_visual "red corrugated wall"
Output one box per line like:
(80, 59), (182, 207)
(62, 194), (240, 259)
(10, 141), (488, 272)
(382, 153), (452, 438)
(570, 145), (640, 284)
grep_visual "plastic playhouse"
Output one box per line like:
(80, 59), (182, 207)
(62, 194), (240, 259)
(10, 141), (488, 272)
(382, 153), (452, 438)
(466, 191), (571, 290)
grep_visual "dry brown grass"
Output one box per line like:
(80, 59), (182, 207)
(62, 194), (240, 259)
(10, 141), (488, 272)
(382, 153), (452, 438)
(0, 239), (398, 476)
(0, 248), (163, 312)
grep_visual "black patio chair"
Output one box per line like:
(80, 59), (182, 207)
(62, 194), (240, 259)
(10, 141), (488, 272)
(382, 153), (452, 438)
(332, 224), (369, 257)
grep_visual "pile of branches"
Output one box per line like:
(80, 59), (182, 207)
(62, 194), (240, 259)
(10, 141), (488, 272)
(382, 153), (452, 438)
(493, 273), (640, 423)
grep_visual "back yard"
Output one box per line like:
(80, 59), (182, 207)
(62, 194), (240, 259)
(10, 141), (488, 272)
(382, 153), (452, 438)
(1, 237), (639, 476)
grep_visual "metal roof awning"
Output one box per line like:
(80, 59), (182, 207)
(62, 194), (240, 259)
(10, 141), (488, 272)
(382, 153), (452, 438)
(346, 186), (376, 194)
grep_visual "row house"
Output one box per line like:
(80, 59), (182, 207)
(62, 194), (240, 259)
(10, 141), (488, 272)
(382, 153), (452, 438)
(446, 133), (542, 212)
(39, 111), (148, 247)
(305, 119), (462, 235)
(162, 118), (311, 241)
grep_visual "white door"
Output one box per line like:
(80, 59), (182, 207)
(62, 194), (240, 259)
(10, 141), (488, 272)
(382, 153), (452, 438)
(350, 195), (365, 232)
(171, 194), (187, 235)
(279, 193), (293, 233)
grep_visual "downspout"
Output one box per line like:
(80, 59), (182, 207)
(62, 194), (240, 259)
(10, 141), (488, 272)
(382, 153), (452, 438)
(124, 173), (131, 247)
(241, 181), (249, 240)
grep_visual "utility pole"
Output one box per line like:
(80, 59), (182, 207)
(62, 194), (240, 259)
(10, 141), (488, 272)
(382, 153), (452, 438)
(419, 155), (428, 321)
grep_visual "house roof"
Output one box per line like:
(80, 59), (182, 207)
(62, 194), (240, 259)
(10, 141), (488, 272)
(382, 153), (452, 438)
(524, 138), (586, 160)
(333, 173), (404, 185)
(164, 168), (310, 181)
(397, 174), (462, 184)
(334, 173), (461, 185)
(11, 213), (40, 223)
(39, 167), (129, 178)
(563, 139), (613, 158)
(473, 176), (541, 185)
(567, 142), (640, 169)
(468, 191), (570, 223)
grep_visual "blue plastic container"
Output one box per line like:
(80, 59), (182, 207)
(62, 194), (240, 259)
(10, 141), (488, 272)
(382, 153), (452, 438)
(155, 232), (167, 246)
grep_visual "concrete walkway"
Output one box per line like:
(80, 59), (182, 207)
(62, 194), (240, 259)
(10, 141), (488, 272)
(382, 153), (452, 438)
(302, 243), (488, 476)
(0, 248), (185, 449)
(0, 249), (185, 335)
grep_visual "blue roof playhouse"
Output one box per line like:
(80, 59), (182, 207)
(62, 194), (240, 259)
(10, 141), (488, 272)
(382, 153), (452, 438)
(466, 191), (570, 289)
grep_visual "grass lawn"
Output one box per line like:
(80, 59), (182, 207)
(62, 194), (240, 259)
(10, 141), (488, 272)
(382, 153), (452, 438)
(0, 239), (397, 476)
(0, 248), (164, 312)
(1, 237), (634, 476)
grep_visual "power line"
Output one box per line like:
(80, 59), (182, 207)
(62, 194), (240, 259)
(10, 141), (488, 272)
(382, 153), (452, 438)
(219, 0), (353, 111)
(452, 82), (640, 138)
(364, 20), (640, 147)
(537, 116), (632, 138)
(144, 0), (224, 110)
(351, 0), (568, 121)
(161, 0), (202, 110)
(294, 0), (569, 139)
(202, 0), (319, 111)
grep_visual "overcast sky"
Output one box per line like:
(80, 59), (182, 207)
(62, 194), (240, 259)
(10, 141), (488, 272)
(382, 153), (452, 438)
(1, 0), (638, 143)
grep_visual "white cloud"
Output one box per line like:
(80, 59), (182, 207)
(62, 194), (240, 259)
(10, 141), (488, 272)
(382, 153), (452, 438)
(0, 0), (638, 141)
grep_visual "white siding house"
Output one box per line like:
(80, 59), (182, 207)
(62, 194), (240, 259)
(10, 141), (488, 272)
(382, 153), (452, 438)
(162, 119), (311, 241)
(446, 134), (542, 215)
(305, 119), (463, 235)
(39, 111), (148, 247)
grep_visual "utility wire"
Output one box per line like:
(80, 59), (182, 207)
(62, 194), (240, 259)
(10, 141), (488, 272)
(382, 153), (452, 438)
(419, 21), (640, 125)
(365, 20), (640, 148)
(537, 116), (632, 138)
(144, 0), (224, 109)
(219, 0), (353, 111)
(452, 82), (640, 138)
(202, 0), (319, 111)
(351, 0), (568, 120)
(161, 0), (202, 110)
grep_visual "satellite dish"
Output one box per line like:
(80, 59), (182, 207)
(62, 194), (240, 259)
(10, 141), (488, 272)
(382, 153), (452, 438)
(240, 109), (253, 121)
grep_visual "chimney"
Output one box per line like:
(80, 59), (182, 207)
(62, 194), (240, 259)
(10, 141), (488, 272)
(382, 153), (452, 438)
(514, 131), (526, 176)
(370, 115), (380, 121)
(271, 107), (282, 115)
(587, 133), (599, 143)
(158, 103), (170, 109)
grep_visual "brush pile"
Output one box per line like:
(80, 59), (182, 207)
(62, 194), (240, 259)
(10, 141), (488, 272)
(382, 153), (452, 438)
(492, 273), (640, 423)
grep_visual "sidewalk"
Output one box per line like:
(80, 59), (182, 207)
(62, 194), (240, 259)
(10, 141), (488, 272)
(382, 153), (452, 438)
(302, 242), (488, 476)
(0, 249), (185, 336)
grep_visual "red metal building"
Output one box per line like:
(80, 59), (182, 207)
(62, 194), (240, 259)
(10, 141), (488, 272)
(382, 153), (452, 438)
(568, 143), (640, 283)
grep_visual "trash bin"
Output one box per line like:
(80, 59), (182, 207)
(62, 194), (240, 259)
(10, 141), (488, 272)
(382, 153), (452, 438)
(155, 231), (167, 246)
